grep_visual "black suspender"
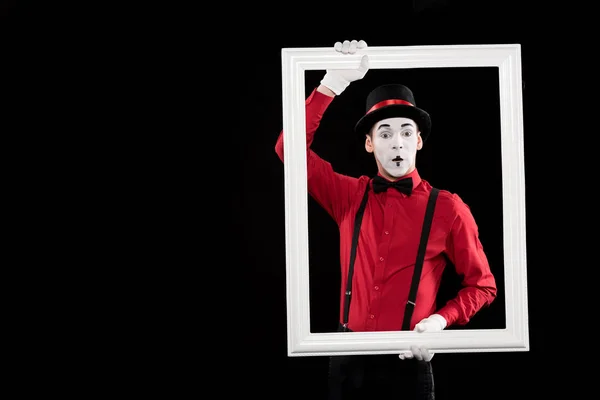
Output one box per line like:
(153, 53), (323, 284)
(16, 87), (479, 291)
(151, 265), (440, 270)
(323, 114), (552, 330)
(340, 180), (440, 332)
(402, 186), (439, 330)
(341, 183), (371, 331)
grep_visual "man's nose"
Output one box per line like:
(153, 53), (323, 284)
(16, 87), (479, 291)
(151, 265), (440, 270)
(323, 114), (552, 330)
(391, 141), (403, 150)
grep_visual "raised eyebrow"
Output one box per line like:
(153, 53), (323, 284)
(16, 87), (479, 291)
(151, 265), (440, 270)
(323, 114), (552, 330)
(377, 123), (415, 130)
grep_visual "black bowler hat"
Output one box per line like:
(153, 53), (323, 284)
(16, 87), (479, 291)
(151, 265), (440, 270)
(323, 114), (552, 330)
(354, 84), (432, 142)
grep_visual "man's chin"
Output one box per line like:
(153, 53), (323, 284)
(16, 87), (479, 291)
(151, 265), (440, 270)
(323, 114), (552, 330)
(384, 168), (409, 178)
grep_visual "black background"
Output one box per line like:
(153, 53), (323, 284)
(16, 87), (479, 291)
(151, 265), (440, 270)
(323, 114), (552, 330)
(1, 0), (585, 397)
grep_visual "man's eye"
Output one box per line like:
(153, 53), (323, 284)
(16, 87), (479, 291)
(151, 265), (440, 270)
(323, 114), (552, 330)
(402, 131), (413, 137)
(380, 132), (391, 139)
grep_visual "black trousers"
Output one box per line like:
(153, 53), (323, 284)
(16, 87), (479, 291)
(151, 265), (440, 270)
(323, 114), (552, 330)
(327, 354), (435, 400)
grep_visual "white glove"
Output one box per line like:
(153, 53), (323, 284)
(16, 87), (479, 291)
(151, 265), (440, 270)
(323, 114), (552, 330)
(415, 313), (447, 333)
(320, 40), (369, 95)
(398, 314), (447, 362)
(399, 345), (435, 362)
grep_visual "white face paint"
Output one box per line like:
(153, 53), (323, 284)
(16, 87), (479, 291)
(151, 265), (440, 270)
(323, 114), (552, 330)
(370, 117), (420, 178)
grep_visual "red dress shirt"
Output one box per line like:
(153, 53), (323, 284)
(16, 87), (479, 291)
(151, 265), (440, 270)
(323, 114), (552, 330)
(275, 88), (497, 331)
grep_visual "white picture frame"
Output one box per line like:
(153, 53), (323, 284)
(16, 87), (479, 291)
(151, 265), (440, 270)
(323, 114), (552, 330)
(281, 44), (528, 357)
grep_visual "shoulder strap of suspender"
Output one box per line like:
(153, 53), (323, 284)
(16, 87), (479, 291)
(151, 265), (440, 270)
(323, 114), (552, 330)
(341, 182), (370, 331)
(402, 187), (439, 330)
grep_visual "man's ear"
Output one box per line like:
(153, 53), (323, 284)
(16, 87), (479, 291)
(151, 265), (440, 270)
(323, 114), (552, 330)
(365, 135), (374, 153)
(416, 132), (423, 150)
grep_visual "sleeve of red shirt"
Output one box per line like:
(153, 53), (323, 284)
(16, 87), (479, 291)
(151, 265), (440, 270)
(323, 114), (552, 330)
(275, 88), (362, 223)
(437, 194), (498, 326)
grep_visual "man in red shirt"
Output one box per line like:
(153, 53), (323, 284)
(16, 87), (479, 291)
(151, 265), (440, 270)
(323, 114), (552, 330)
(275, 40), (497, 400)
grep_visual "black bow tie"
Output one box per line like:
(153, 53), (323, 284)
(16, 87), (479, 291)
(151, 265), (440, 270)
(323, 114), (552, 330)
(372, 176), (413, 195)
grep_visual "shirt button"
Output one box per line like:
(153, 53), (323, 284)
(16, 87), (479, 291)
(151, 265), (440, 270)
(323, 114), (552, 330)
(379, 257), (384, 261)
(384, 231), (389, 235)
(374, 286), (380, 291)
(370, 314), (375, 319)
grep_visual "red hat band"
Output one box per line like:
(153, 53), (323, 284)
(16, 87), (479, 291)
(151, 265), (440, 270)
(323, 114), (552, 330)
(367, 99), (414, 114)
